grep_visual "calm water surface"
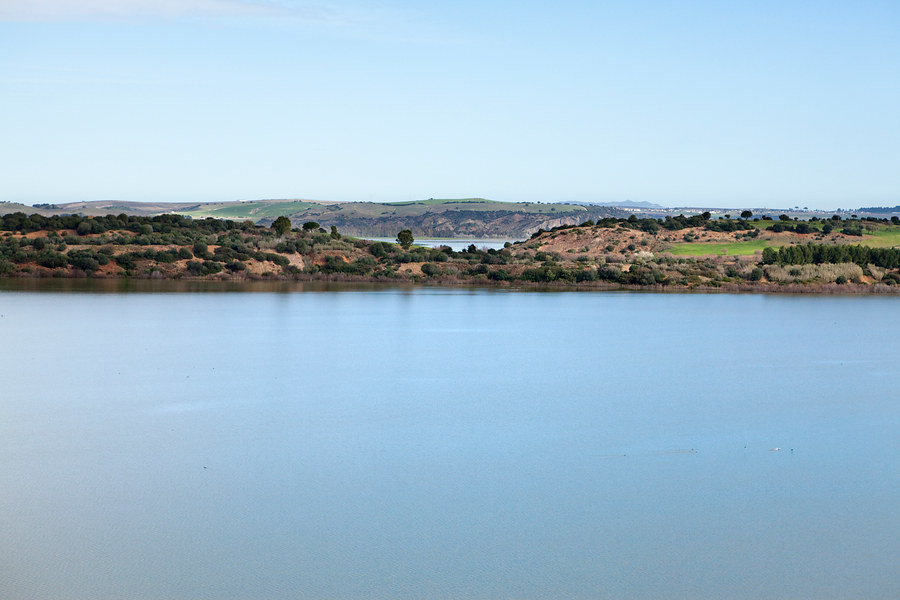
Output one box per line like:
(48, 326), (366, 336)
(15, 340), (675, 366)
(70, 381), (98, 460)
(1, 285), (898, 599)
(367, 237), (515, 251)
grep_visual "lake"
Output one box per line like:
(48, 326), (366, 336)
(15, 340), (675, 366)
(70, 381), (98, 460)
(366, 237), (516, 251)
(1, 283), (898, 599)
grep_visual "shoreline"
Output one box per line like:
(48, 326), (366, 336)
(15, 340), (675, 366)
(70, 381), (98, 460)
(3, 270), (899, 295)
(3, 212), (899, 294)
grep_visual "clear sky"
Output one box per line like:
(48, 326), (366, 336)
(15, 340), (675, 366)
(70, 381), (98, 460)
(2, 1), (898, 210)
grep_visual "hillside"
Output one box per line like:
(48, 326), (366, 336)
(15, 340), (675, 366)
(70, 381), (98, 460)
(176, 198), (632, 238)
(2, 199), (629, 239)
(2, 211), (899, 291)
(6, 199), (900, 241)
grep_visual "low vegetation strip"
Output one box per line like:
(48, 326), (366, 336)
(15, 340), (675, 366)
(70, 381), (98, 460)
(1, 211), (899, 292)
(667, 240), (773, 256)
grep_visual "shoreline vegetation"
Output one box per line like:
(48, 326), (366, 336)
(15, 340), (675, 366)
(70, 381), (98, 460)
(2, 211), (900, 294)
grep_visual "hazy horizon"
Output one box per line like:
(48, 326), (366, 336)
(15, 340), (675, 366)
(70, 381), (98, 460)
(7, 196), (891, 213)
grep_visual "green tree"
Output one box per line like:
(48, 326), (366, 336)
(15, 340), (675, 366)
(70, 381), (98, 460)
(396, 229), (414, 249)
(330, 225), (341, 239)
(302, 221), (320, 232)
(740, 210), (753, 219)
(421, 263), (441, 276)
(272, 216), (292, 236)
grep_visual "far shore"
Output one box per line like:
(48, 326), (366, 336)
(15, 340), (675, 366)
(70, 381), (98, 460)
(2, 211), (900, 294)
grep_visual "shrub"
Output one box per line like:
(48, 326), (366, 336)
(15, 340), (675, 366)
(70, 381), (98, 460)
(192, 241), (211, 259)
(114, 253), (137, 270)
(421, 263), (441, 277)
(76, 221), (93, 236)
(36, 250), (69, 269)
(201, 261), (223, 275)
(67, 250), (103, 273)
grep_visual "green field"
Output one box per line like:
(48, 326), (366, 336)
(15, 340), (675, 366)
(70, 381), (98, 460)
(667, 240), (773, 256)
(380, 198), (588, 215)
(668, 225), (900, 256)
(863, 226), (900, 247)
(177, 201), (316, 220)
(175, 198), (592, 221)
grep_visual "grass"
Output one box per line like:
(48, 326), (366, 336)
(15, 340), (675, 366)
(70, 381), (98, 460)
(669, 225), (900, 256)
(380, 198), (589, 214)
(176, 198), (593, 221)
(862, 226), (900, 247)
(177, 201), (316, 220)
(667, 240), (773, 256)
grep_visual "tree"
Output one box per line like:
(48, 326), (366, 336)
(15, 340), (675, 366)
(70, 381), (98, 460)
(740, 210), (753, 219)
(330, 225), (341, 239)
(396, 229), (414, 249)
(302, 221), (320, 232)
(421, 263), (441, 276)
(272, 216), (292, 236)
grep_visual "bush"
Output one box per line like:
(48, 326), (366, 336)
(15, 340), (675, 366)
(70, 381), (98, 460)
(201, 261), (223, 275)
(36, 250), (69, 269)
(192, 241), (211, 259)
(67, 250), (103, 273)
(597, 266), (623, 282)
(369, 241), (393, 258)
(421, 263), (441, 277)
(114, 253), (137, 270)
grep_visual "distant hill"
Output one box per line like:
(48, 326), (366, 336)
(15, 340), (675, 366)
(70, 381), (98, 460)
(589, 200), (665, 209)
(857, 206), (900, 215)
(1, 198), (628, 239)
(5, 198), (899, 238)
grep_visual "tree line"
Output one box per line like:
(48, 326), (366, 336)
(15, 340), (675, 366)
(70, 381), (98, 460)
(762, 243), (900, 269)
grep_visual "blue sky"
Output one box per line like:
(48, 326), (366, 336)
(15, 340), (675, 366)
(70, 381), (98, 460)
(2, 1), (898, 209)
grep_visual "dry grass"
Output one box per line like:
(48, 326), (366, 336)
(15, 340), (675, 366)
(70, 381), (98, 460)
(764, 263), (863, 283)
